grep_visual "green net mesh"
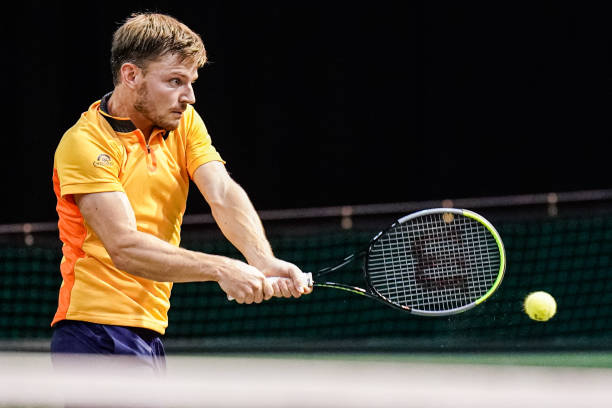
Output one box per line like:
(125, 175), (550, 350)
(1, 199), (611, 351)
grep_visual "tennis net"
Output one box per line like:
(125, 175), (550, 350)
(1, 189), (611, 352)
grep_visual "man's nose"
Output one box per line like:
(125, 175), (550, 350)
(180, 83), (196, 105)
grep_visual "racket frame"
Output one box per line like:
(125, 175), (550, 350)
(315, 208), (506, 316)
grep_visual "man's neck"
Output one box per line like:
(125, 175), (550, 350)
(107, 87), (154, 139)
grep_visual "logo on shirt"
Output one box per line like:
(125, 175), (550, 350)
(93, 153), (113, 168)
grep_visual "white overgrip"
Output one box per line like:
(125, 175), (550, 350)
(227, 272), (313, 301)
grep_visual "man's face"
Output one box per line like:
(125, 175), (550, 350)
(133, 53), (198, 131)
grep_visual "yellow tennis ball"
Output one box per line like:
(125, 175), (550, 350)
(524, 291), (557, 321)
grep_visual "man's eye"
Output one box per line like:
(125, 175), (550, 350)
(170, 78), (182, 86)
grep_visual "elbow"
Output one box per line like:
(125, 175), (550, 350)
(206, 184), (231, 209)
(110, 250), (129, 272)
(106, 231), (139, 272)
(204, 174), (238, 210)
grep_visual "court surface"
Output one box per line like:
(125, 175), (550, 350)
(1, 352), (610, 407)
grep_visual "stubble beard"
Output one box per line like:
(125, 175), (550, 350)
(133, 83), (180, 132)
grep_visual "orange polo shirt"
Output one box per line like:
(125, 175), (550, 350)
(51, 93), (223, 334)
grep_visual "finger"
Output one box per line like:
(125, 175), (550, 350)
(288, 269), (308, 296)
(263, 279), (274, 300)
(302, 273), (314, 294)
(273, 280), (289, 297)
(242, 289), (255, 304)
(254, 283), (264, 304)
(288, 280), (302, 298)
(270, 280), (282, 297)
(227, 285), (251, 302)
(279, 280), (292, 298)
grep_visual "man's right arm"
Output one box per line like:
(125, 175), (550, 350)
(74, 191), (273, 304)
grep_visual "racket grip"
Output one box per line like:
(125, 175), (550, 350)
(227, 273), (313, 301)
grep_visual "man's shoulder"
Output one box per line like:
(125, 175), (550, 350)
(59, 101), (115, 146)
(175, 105), (207, 137)
(56, 101), (122, 160)
(183, 104), (197, 118)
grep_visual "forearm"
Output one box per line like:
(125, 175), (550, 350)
(74, 190), (271, 302)
(208, 180), (274, 269)
(192, 163), (311, 297)
(111, 229), (232, 283)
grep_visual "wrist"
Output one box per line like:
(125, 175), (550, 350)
(201, 253), (234, 282)
(247, 253), (276, 273)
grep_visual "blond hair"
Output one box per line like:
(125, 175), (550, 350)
(111, 13), (207, 85)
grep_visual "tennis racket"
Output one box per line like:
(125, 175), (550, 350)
(233, 208), (506, 316)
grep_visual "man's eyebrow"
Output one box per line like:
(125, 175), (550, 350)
(167, 70), (198, 81)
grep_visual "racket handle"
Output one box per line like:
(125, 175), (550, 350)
(227, 273), (313, 301)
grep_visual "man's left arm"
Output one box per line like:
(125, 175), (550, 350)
(193, 161), (310, 298)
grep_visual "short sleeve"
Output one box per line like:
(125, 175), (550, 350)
(54, 130), (124, 197)
(185, 108), (225, 178)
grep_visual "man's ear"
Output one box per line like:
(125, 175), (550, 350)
(119, 63), (142, 90)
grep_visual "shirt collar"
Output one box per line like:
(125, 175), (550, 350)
(99, 92), (138, 133)
(99, 92), (170, 140)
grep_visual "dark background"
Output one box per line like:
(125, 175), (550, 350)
(1, 1), (609, 223)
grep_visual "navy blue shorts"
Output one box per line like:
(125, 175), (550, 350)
(51, 320), (166, 374)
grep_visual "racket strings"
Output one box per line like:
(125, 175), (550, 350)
(366, 213), (501, 312)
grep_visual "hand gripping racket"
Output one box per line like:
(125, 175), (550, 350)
(237, 208), (506, 316)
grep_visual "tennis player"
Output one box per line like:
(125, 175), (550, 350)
(50, 12), (310, 371)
